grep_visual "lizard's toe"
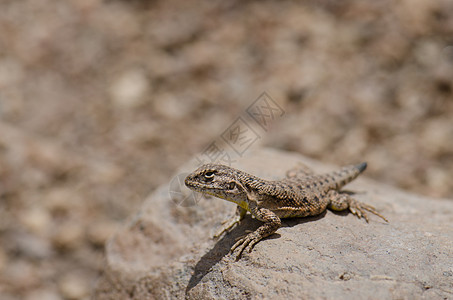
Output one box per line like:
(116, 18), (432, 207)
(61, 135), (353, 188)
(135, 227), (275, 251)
(349, 200), (388, 223)
(213, 227), (228, 239)
(360, 209), (370, 223)
(349, 206), (360, 218)
(362, 205), (388, 222)
(245, 239), (259, 253)
(231, 236), (247, 252)
(214, 217), (241, 238)
(231, 237), (248, 260)
(356, 208), (363, 219)
(231, 232), (260, 259)
(350, 204), (368, 222)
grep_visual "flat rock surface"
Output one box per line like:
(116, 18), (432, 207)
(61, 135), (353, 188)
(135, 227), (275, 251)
(94, 148), (453, 299)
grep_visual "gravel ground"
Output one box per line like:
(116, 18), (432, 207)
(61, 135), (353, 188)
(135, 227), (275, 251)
(0, 0), (452, 299)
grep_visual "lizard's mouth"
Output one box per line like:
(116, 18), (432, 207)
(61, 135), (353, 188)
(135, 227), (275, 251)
(184, 177), (198, 190)
(184, 176), (209, 192)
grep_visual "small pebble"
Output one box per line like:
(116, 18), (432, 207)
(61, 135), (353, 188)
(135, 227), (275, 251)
(52, 223), (84, 251)
(86, 221), (118, 247)
(25, 289), (62, 300)
(19, 207), (51, 235)
(58, 274), (89, 300)
(109, 68), (149, 108)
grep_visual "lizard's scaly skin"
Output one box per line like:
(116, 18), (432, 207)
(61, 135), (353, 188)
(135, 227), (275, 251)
(185, 162), (387, 259)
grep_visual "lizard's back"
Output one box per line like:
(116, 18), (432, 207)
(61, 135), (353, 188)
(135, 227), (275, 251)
(250, 163), (367, 218)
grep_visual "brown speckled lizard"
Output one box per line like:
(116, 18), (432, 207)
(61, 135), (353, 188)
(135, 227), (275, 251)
(184, 162), (388, 259)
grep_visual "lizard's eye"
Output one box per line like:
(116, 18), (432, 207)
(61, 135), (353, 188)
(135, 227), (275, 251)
(204, 171), (215, 180)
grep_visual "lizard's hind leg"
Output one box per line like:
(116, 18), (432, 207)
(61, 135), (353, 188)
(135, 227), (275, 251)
(286, 162), (315, 179)
(326, 190), (388, 223)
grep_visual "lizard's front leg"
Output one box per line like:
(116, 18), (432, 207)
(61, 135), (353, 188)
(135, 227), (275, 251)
(230, 202), (281, 260)
(214, 205), (247, 238)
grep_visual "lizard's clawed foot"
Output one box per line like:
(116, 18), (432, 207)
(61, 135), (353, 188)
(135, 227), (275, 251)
(214, 216), (240, 238)
(214, 206), (247, 239)
(230, 232), (262, 260)
(349, 200), (388, 223)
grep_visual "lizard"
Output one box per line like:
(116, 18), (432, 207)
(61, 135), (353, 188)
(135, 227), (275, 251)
(184, 162), (388, 259)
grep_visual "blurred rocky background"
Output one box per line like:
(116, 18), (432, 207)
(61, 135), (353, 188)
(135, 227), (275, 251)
(0, 0), (452, 299)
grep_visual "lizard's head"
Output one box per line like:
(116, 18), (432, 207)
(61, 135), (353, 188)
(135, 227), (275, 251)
(184, 164), (245, 200)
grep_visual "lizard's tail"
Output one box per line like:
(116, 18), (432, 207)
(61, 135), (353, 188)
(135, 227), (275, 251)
(356, 162), (367, 173)
(330, 162), (367, 189)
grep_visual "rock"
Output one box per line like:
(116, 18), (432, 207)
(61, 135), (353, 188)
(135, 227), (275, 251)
(94, 148), (453, 299)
